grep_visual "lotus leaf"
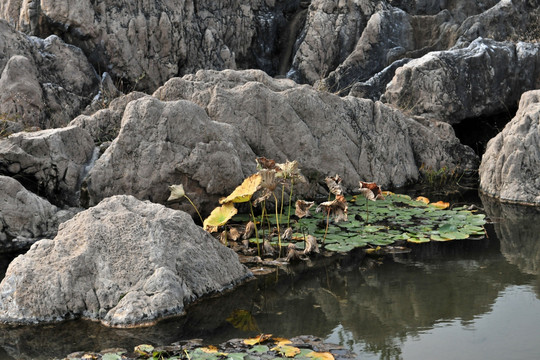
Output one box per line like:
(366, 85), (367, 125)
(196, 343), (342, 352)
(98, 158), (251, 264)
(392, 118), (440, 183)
(219, 173), (262, 204)
(271, 344), (301, 357)
(306, 351), (335, 359)
(203, 202), (238, 232)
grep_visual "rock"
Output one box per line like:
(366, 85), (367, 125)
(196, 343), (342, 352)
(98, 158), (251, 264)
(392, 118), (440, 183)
(84, 94), (257, 213)
(0, 195), (252, 327)
(70, 91), (147, 145)
(288, 0), (382, 85)
(84, 69), (477, 214)
(0, 0), (270, 92)
(0, 20), (99, 129)
(0, 126), (96, 207)
(302, 0), (539, 96)
(0, 176), (79, 252)
(479, 90), (540, 204)
(382, 38), (540, 124)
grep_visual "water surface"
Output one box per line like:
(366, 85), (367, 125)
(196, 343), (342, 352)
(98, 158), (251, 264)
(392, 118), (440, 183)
(1, 195), (539, 359)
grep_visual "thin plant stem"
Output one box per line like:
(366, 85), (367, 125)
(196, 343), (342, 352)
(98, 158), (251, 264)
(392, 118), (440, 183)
(249, 202), (261, 257)
(272, 193), (282, 256)
(280, 183), (285, 225)
(287, 179), (294, 228)
(184, 195), (203, 225)
(323, 208), (330, 245)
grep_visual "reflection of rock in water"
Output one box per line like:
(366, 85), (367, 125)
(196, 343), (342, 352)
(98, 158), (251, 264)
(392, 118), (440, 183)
(481, 193), (540, 277)
(0, 240), (530, 359)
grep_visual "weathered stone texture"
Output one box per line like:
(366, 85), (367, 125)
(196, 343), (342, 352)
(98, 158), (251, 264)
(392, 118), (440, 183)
(0, 195), (252, 326)
(479, 90), (540, 205)
(0, 126), (95, 207)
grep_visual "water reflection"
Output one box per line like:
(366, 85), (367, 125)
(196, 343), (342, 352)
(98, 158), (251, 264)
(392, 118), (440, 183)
(1, 195), (540, 359)
(481, 193), (540, 296)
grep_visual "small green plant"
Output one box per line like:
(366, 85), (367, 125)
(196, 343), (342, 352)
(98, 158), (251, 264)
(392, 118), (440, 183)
(419, 164), (464, 190)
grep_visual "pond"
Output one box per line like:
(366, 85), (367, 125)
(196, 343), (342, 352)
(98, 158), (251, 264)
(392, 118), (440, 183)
(1, 193), (540, 360)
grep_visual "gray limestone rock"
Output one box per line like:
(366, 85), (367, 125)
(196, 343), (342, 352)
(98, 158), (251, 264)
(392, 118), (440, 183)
(0, 126), (96, 207)
(0, 195), (252, 326)
(83, 69), (477, 216)
(0, 20), (99, 129)
(382, 38), (540, 124)
(479, 90), (540, 205)
(0, 175), (78, 252)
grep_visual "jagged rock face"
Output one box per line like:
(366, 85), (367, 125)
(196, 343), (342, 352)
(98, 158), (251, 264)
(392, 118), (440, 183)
(0, 195), (252, 327)
(0, 0), (273, 92)
(382, 38), (540, 124)
(479, 90), (540, 205)
(0, 20), (99, 129)
(82, 69), (477, 216)
(313, 0), (539, 96)
(0, 126), (96, 207)
(0, 176), (78, 252)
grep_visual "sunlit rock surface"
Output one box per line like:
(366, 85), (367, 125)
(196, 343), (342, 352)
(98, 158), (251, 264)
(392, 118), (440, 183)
(0, 195), (252, 327)
(479, 90), (540, 205)
(81, 69), (477, 216)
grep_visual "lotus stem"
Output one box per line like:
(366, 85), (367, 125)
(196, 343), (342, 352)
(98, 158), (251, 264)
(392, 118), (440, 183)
(184, 195), (204, 225)
(287, 179), (294, 228)
(280, 183), (285, 225)
(249, 202), (261, 257)
(323, 208), (330, 245)
(272, 193), (282, 256)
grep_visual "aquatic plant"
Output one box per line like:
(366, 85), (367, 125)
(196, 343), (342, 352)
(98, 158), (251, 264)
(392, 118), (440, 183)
(168, 184), (204, 224)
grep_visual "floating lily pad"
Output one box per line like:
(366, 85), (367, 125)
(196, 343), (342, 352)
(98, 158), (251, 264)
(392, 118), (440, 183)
(297, 193), (486, 252)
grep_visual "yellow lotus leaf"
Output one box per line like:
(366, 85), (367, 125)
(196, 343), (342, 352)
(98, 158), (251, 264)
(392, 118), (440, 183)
(203, 202), (238, 232)
(415, 196), (430, 204)
(272, 337), (292, 346)
(244, 333), (273, 345)
(200, 345), (218, 353)
(219, 173), (262, 204)
(271, 344), (301, 357)
(431, 201), (450, 209)
(306, 351), (335, 360)
(381, 190), (394, 196)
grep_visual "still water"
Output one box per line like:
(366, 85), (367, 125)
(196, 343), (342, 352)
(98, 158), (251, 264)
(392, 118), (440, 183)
(1, 194), (540, 360)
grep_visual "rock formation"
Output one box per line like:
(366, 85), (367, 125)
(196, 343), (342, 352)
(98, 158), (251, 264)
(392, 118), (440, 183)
(0, 176), (78, 252)
(383, 38), (540, 124)
(0, 20), (99, 129)
(81, 69), (477, 215)
(479, 90), (540, 205)
(0, 195), (252, 327)
(0, 126), (96, 207)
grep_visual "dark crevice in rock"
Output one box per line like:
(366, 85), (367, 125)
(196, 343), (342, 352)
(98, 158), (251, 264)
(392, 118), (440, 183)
(452, 108), (516, 156)
(252, 0), (310, 77)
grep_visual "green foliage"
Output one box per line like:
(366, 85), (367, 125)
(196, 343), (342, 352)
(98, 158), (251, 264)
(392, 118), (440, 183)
(293, 193), (485, 252)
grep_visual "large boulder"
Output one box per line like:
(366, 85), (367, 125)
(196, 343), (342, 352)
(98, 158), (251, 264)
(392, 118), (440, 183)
(382, 38), (540, 124)
(0, 176), (77, 252)
(0, 20), (99, 129)
(479, 90), (540, 205)
(82, 69), (477, 215)
(0, 195), (252, 327)
(0, 126), (96, 207)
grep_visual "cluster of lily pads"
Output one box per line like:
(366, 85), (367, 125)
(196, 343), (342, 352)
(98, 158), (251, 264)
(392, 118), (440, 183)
(169, 158), (486, 259)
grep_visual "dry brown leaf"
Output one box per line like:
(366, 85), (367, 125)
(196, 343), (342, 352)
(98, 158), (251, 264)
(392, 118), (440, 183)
(243, 221), (255, 240)
(229, 227), (241, 241)
(256, 156), (277, 170)
(295, 199), (315, 218)
(282, 227), (293, 241)
(304, 235), (320, 255)
(358, 181), (384, 201)
(219, 230), (228, 246)
(325, 175), (344, 195)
